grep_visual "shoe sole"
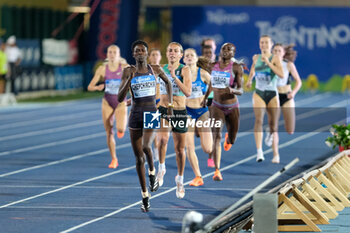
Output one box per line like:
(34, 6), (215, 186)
(176, 190), (185, 199)
(189, 182), (204, 187)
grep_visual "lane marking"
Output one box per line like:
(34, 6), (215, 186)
(0, 110), (99, 130)
(0, 101), (101, 121)
(1, 97), (347, 179)
(0, 93), (331, 155)
(60, 118), (345, 233)
(0, 132), (106, 157)
(0, 120), (101, 141)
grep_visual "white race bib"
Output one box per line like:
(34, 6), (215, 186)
(211, 70), (230, 89)
(130, 75), (156, 98)
(105, 79), (121, 94)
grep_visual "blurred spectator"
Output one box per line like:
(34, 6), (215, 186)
(201, 45), (214, 62)
(0, 40), (7, 93)
(5, 36), (22, 95)
(200, 38), (217, 62)
(148, 48), (162, 65)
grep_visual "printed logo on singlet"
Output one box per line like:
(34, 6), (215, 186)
(255, 71), (272, 83)
(159, 74), (182, 95)
(105, 79), (121, 95)
(211, 70), (230, 89)
(130, 75), (156, 98)
(188, 82), (204, 99)
(255, 71), (276, 90)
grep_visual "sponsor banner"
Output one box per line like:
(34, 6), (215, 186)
(54, 65), (83, 90)
(16, 39), (41, 68)
(88, 0), (140, 63)
(42, 39), (70, 66)
(15, 67), (55, 92)
(172, 6), (350, 81)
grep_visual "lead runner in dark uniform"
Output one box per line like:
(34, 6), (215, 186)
(118, 40), (173, 212)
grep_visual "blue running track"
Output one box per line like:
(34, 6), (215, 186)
(0, 92), (349, 233)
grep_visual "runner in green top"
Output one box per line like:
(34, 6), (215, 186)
(246, 35), (284, 164)
(156, 42), (192, 199)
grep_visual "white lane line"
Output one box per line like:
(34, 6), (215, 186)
(0, 96), (344, 199)
(0, 113), (344, 230)
(0, 102), (100, 121)
(0, 110), (99, 130)
(0, 132), (106, 157)
(0, 149), (107, 178)
(0, 143), (207, 210)
(0, 93), (331, 155)
(7, 206), (217, 212)
(0, 185), (259, 191)
(0, 120), (101, 141)
(0, 166), (136, 209)
(293, 93), (332, 106)
(1, 96), (346, 178)
(60, 118), (344, 233)
(0, 141), (130, 178)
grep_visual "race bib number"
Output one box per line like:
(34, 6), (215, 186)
(105, 79), (121, 95)
(130, 75), (156, 98)
(211, 70), (230, 89)
(255, 72), (271, 83)
(188, 84), (203, 99)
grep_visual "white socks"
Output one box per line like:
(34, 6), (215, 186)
(148, 168), (155, 176)
(142, 191), (149, 198)
(158, 162), (165, 172)
(176, 175), (184, 184)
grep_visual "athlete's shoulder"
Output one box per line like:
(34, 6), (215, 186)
(96, 64), (106, 74)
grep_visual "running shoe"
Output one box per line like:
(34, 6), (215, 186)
(117, 131), (124, 139)
(141, 196), (150, 212)
(223, 133), (232, 151)
(175, 176), (185, 199)
(189, 176), (204, 186)
(149, 174), (159, 192)
(256, 151), (265, 162)
(108, 159), (119, 169)
(264, 127), (273, 147)
(207, 158), (215, 168)
(272, 155), (280, 164)
(156, 169), (166, 187)
(213, 169), (223, 181)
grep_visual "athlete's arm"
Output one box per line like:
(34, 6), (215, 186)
(200, 68), (211, 85)
(288, 62), (302, 99)
(117, 66), (135, 103)
(201, 82), (212, 108)
(246, 54), (258, 89)
(153, 65), (173, 105)
(88, 65), (105, 91)
(173, 65), (192, 97)
(266, 55), (284, 78)
(227, 63), (243, 95)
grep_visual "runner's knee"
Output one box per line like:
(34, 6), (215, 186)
(135, 155), (145, 166)
(142, 145), (152, 155)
